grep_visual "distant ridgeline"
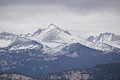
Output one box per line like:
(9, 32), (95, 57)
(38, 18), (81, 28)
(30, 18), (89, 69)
(0, 63), (120, 80)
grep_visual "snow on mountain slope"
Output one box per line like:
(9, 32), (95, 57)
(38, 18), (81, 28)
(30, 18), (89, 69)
(105, 40), (120, 48)
(55, 42), (117, 56)
(8, 37), (43, 50)
(29, 23), (79, 43)
(87, 32), (120, 49)
(87, 32), (120, 42)
(0, 31), (16, 40)
(0, 31), (46, 50)
(33, 28), (45, 36)
(0, 39), (11, 47)
(92, 42), (116, 52)
(27, 24), (84, 47)
(0, 32), (16, 47)
(25, 24), (116, 51)
(20, 33), (32, 37)
(28, 24), (87, 46)
(87, 36), (96, 42)
(0, 25), (118, 51)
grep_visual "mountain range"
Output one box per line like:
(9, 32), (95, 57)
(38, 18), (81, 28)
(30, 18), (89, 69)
(0, 24), (120, 76)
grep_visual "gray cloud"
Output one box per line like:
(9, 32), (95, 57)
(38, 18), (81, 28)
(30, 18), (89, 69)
(0, 0), (120, 37)
(0, 0), (120, 13)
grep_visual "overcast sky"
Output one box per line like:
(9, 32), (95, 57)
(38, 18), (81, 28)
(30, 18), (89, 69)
(0, 0), (120, 37)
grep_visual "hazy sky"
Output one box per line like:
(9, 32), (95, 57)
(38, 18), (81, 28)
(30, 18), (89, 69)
(0, 0), (120, 37)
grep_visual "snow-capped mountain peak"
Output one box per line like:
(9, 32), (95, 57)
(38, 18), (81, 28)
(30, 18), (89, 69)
(96, 32), (120, 42)
(47, 23), (62, 30)
(87, 32), (120, 42)
(44, 23), (67, 35)
(26, 25), (118, 51)
(87, 32), (120, 49)
(47, 23), (71, 35)
(28, 24), (73, 44)
(8, 36), (43, 50)
(0, 31), (16, 39)
(39, 24), (72, 43)
(0, 31), (15, 36)
(0, 32), (17, 47)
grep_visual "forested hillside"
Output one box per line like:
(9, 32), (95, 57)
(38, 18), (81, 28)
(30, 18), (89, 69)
(34, 63), (120, 80)
(0, 63), (119, 80)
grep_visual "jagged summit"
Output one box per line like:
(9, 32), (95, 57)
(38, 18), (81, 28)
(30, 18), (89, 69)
(28, 23), (77, 44)
(45, 23), (65, 34)
(48, 23), (61, 30)
(46, 23), (71, 35)
(87, 32), (120, 42)
(0, 31), (17, 41)
(33, 24), (63, 36)
(0, 31), (15, 36)
(99, 32), (120, 41)
(39, 23), (72, 43)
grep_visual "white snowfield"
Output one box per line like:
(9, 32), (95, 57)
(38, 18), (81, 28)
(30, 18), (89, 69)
(105, 40), (120, 48)
(9, 44), (39, 50)
(0, 39), (11, 47)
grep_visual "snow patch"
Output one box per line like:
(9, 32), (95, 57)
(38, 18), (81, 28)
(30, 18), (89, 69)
(10, 45), (39, 50)
(66, 52), (79, 58)
(0, 39), (11, 47)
